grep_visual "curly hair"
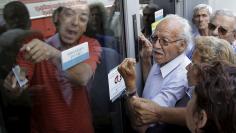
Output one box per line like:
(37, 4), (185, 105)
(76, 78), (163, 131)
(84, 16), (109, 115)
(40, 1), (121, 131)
(195, 36), (236, 64)
(193, 61), (236, 133)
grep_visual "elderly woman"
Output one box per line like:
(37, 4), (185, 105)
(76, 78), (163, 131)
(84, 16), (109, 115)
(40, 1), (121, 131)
(186, 61), (236, 133)
(119, 36), (235, 132)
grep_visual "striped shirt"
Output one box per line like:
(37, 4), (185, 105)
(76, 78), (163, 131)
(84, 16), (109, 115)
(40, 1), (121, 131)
(17, 34), (101, 133)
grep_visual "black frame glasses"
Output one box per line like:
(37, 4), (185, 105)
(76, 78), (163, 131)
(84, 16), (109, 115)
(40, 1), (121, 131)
(208, 23), (235, 35)
(149, 34), (183, 46)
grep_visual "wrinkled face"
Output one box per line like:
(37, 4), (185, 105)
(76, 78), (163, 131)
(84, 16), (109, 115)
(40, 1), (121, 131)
(193, 9), (210, 30)
(151, 19), (186, 65)
(186, 49), (201, 86)
(208, 15), (236, 44)
(186, 92), (198, 133)
(58, 6), (89, 45)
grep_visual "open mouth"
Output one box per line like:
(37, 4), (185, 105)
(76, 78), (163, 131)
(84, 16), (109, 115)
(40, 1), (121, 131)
(153, 49), (164, 57)
(66, 29), (78, 37)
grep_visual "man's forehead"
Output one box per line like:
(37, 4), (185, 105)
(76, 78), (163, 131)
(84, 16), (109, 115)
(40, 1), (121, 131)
(156, 19), (179, 32)
(62, 5), (89, 14)
(213, 15), (235, 26)
(195, 9), (209, 15)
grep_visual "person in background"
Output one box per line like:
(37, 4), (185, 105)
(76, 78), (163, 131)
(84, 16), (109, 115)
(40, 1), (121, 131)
(118, 14), (192, 132)
(192, 4), (212, 37)
(0, 1), (32, 133)
(186, 61), (236, 133)
(3, 5), (101, 133)
(3, 1), (31, 30)
(127, 36), (235, 133)
(141, 4), (160, 38)
(208, 9), (236, 51)
(85, 2), (119, 51)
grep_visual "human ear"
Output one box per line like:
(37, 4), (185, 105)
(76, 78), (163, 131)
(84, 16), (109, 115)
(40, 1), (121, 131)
(177, 40), (187, 53)
(196, 110), (207, 129)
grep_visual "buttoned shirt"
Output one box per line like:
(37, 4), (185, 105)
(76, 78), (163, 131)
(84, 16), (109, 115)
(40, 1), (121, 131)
(142, 53), (191, 107)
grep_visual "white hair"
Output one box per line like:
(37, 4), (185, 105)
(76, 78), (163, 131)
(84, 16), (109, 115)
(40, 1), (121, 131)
(162, 14), (193, 50)
(193, 4), (213, 16)
(211, 9), (236, 30)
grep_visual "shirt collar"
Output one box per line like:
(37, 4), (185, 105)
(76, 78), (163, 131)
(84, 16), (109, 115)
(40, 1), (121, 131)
(47, 33), (84, 50)
(160, 53), (186, 78)
(232, 40), (236, 46)
(47, 33), (62, 49)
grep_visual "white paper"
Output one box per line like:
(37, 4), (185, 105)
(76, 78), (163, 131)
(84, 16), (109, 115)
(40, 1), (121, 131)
(61, 42), (89, 70)
(12, 65), (28, 88)
(108, 66), (125, 102)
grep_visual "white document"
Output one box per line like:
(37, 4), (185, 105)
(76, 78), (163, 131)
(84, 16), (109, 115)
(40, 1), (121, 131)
(61, 42), (89, 70)
(12, 65), (28, 88)
(108, 66), (125, 102)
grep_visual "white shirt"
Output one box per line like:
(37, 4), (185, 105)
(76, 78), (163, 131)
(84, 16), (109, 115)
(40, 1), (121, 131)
(231, 40), (236, 53)
(142, 53), (191, 107)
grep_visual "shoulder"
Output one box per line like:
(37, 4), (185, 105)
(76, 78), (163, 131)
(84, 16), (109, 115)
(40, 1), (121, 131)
(80, 35), (100, 45)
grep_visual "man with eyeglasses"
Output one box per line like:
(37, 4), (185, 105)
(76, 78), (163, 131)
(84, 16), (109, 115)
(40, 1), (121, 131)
(118, 14), (191, 132)
(208, 9), (236, 51)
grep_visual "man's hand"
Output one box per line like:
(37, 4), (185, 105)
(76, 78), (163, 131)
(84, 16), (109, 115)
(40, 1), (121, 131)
(20, 39), (61, 63)
(131, 96), (162, 126)
(118, 58), (136, 92)
(139, 34), (153, 60)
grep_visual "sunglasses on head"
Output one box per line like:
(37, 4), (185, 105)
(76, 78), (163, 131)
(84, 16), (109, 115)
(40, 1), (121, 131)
(208, 23), (233, 35)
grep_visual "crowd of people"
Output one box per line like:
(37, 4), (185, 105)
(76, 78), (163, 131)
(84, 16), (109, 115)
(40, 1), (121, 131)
(0, 1), (236, 133)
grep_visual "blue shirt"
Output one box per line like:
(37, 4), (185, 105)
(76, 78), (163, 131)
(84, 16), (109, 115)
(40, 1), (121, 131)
(142, 53), (191, 107)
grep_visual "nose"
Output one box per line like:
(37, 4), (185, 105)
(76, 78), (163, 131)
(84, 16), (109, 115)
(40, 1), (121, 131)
(199, 16), (203, 22)
(72, 15), (79, 26)
(212, 27), (219, 36)
(153, 39), (161, 49)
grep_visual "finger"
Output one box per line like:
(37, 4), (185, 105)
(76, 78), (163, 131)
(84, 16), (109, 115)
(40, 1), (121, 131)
(28, 39), (45, 57)
(11, 76), (17, 88)
(34, 53), (48, 63)
(30, 49), (46, 63)
(20, 39), (39, 52)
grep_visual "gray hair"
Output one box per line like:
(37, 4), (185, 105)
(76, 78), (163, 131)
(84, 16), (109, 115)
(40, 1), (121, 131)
(162, 14), (193, 50)
(193, 4), (213, 16)
(195, 36), (236, 64)
(211, 9), (236, 30)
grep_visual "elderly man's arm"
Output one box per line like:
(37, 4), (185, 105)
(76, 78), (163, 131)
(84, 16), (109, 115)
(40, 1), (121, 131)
(20, 39), (100, 86)
(139, 34), (153, 82)
(131, 96), (187, 126)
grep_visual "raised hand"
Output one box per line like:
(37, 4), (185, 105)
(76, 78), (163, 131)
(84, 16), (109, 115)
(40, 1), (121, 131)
(118, 58), (136, 92)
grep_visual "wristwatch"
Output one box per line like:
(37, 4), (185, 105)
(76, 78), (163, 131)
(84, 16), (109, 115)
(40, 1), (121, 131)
(125, 89), (137, 98)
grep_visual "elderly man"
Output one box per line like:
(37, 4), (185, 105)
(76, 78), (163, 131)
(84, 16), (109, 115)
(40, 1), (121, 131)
(208, 9), (236, 51)
(4, 5), (101, 133)
(118, 14), (192, 132)
(187, 4), (212, 59)
(192, 4), (212, 37)
(125, 36), (235, 132)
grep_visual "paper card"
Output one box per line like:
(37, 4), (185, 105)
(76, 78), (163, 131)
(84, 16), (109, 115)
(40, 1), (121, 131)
(108, 66), (125, 102)
(61, 42), (89, 70)
(154, 9), (163, 21)
(12, 65), (28, 88)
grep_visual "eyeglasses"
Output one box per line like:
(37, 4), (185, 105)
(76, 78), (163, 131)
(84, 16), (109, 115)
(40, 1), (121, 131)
(149, 34), (184, 46)
(208, 23), (235, 35)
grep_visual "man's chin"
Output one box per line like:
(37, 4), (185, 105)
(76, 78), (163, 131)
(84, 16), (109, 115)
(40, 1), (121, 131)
(61, 38), (77, 45)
